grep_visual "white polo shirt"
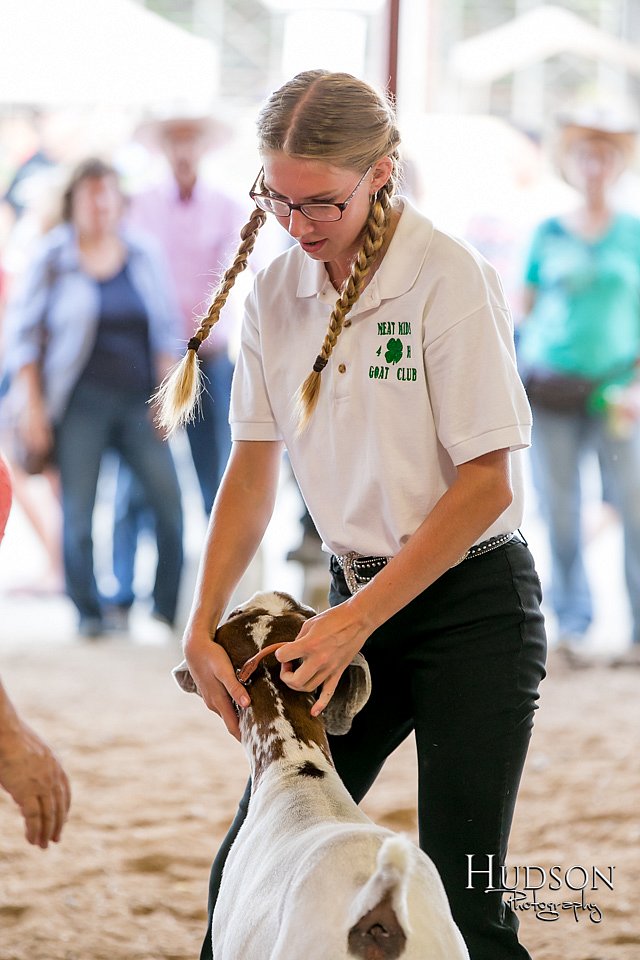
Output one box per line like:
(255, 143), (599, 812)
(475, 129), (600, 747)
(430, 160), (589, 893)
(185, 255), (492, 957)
(230, 199), (532, 558)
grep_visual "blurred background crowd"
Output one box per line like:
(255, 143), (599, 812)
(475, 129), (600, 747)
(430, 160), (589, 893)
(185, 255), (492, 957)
(1, 0), (640, 663)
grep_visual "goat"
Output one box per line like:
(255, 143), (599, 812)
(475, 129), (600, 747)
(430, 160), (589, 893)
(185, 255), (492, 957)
(174, 591), (470, 960)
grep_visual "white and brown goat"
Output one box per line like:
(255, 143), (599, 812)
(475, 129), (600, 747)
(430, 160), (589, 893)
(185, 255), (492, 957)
(174, 591), (469, 960)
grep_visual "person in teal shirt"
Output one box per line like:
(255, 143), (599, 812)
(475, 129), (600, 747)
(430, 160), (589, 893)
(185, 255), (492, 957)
(522, 214), (640, 384)
(520, 109), (640, 664)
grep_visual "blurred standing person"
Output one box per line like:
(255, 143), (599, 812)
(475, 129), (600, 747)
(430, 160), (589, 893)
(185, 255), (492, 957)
(1, 110), (72, 288)
(519, 109), (640, 665)
(2, 159), (183, 638)
(106, 111), (248, 620)
(128, 109), (248, 510)
(0, 113), (66, 594)
(0, 109), (57, 257)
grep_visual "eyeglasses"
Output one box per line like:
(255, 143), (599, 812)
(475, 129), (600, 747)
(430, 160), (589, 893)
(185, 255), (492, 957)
(249, 166), (372, 222)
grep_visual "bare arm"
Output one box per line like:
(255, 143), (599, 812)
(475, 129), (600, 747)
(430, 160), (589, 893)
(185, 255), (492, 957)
(182, 439), (284, 737)
(0, 679), (71, 848)
(277, 448), (513, 715)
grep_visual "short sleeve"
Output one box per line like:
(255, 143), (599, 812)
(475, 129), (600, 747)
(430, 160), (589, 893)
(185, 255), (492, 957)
(229, 286), (283, 442)
(425, 302), (532, 465)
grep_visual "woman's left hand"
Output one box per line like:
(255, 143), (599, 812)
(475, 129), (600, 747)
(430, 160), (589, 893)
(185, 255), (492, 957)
(275, 600), (372, 718)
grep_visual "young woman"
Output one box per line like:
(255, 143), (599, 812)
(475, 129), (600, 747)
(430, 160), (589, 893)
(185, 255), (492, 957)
(158, 71), (547, 960)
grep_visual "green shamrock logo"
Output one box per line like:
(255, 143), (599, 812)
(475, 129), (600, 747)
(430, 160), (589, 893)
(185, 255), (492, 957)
(385, 338), (403, 364)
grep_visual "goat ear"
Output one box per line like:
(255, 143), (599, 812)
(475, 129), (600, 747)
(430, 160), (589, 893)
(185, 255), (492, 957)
(172, 660), (201, 697)
(322, 652), (371, 736)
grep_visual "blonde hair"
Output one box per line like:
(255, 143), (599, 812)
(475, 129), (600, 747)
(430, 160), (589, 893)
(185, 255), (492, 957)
(154, 207), (266, 429)
(156, 70), (401, 434)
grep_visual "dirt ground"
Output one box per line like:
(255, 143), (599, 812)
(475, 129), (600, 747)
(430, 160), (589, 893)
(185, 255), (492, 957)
(0, 633), (638, 960)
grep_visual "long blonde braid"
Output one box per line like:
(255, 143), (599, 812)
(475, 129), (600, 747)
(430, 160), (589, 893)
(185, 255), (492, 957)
(155, 206), (267, 433)
(294, 180), (393, 431)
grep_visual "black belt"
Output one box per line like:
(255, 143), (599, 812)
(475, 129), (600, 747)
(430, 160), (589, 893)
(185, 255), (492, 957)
(334, 532), (521, 595)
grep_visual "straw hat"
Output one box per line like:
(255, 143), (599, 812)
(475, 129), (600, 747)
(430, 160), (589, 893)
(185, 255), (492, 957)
(554, 104), (638, 181)
(135, 100), (233, 152)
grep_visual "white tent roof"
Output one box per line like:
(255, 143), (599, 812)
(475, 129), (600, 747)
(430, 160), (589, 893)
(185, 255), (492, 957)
(0, 0), (217, 108)
(450, 4), (640, 84)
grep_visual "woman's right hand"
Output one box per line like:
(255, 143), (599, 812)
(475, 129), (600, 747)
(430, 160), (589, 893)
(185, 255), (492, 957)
(19, 396), (52, 460)
(183, 625), (251, 741)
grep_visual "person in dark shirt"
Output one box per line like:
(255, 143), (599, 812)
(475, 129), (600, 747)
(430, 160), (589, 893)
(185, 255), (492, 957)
(2, 159), (184, 637)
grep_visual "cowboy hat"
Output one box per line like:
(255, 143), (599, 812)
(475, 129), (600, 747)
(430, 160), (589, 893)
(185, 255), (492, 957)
(554, 103), (638, 180)
(135, 100), (233, 152)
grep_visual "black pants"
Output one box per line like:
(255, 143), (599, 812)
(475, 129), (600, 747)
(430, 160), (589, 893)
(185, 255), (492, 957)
(200, 538), (547, 960)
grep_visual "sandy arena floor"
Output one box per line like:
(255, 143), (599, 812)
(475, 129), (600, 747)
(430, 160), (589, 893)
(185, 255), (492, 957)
(0, 631), (637, 960)
(1, 458), (638, 959)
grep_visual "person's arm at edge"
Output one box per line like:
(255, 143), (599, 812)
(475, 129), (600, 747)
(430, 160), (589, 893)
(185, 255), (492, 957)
(0, 678), (71, 848)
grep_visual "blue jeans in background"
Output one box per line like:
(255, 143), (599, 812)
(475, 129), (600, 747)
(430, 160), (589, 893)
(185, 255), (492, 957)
(530, 405), (640, 645)
(55, 380), (183, 627)
(111, 466), (151, 612)
(111, 352), (233, 609)
(185, 351), (234, 514)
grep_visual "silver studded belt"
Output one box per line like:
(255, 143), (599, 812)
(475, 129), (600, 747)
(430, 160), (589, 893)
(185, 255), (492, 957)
(334, 532), (518, 595)
(334, 553), (388, 595)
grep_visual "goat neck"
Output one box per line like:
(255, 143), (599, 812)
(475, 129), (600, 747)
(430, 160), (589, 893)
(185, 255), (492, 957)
(216, 594), (331, 787)
(238, 649), (332, 785)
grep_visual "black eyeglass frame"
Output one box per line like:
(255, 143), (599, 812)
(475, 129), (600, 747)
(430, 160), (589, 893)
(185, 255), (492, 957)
(249, 166), (372, 222)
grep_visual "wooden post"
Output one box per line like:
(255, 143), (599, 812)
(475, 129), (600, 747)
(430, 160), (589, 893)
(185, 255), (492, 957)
(387, 0), (401, 99)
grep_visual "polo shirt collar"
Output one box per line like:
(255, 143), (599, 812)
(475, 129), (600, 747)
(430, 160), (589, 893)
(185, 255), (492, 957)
(295, 198), (433, 303)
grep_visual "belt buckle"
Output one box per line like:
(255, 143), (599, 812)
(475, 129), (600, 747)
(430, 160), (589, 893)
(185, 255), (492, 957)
(450, 549), (470, 568)
(341, 551), (361, 595)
